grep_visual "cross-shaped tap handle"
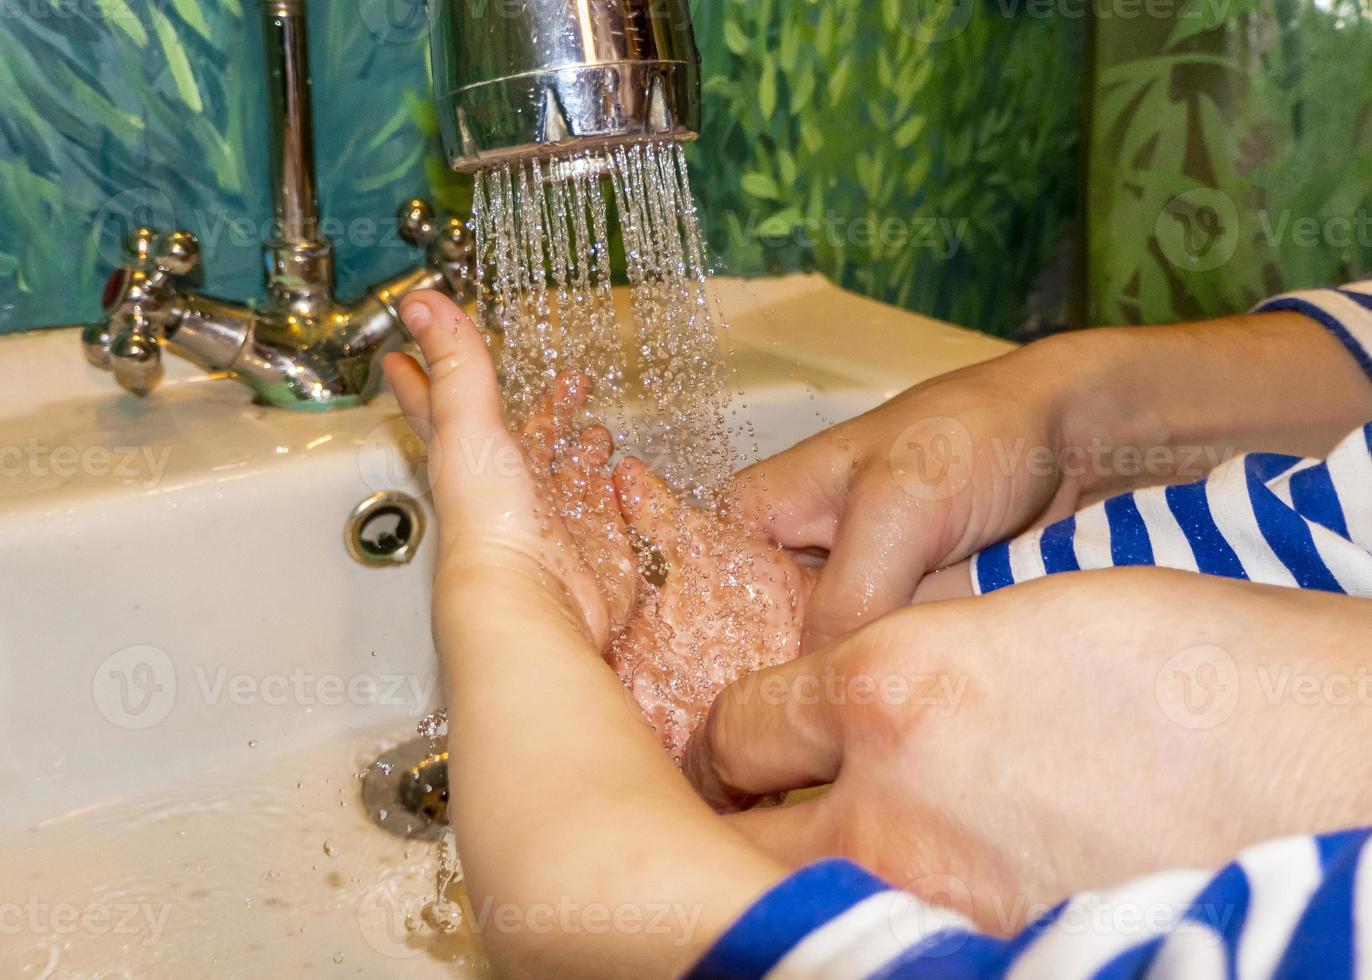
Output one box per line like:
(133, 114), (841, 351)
(83, 228), (204, 394)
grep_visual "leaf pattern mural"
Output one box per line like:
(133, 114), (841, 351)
(1089, 0), (1372, 325)
(0, 0), (1090, 338)
(686, 0), (1086, 337)
(9, 1), (1366, 339)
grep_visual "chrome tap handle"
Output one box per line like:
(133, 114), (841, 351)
(83, 228), (203, 395)
(152, 229), (203, 279)
(398, 199), (473, 290)
(108, 308), (163, 395)
(397, 199), (436, 245)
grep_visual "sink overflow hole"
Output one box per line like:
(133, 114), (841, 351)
(346, 492), (425, 567)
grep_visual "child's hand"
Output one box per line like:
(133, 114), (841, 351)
(385, 288), (814, 765)
(382, 296), (621, 650)
(608, 458), (815, 762)
(384, 292), (788, 976)
(508, 398), (817, 763)
(513, 373), (640, 640)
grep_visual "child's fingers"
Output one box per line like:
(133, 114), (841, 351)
(578, 424), (614, 472)
(612, 457), (689, 557)
(555, 427), (615, 504)
(398, 291), (503, 442)
(520, 372), (593, 469)
(382, 352), (431, 431)
(398, 292), (527, 520)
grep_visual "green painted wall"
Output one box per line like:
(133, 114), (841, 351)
(1088, 0), (1372, 325)
(0, 0), (1087, 339)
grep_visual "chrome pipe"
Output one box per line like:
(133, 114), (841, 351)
(430, 0), (702, 173)
(262, 0), (320, 245)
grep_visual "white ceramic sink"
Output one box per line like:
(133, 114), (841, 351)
(0, 275), (1012, 977)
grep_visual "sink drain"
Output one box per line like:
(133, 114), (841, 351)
(362, 738), (450, 840)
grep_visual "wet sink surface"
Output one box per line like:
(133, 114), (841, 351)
(1, 726), (486, 978)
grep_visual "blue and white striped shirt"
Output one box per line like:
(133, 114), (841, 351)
(689, 284), (1372, 978)
(973, 283), (1372, 598)
(689, 828), (1372, 979)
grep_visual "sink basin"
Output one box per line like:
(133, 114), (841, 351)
(0, 275), (1012, 977)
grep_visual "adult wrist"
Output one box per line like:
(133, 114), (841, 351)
(1008, 330), (1144, 495)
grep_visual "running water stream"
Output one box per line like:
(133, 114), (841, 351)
(472, 140), (738, 501)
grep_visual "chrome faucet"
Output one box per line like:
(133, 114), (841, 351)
(428, 0), (701, 173)
(83, 0), (474, 411)
(82, 0), (702, 409)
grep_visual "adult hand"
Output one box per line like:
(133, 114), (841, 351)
(738, 311), (1372, 653)
(736, 341), (1082, 652)
(685, 568), (1372, 932)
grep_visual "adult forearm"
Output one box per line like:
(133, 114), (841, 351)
(1042, 312), (1372, 495)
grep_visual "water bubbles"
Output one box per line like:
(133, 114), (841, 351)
(416, 708), (447, 741)
(322, 839), (338, 858)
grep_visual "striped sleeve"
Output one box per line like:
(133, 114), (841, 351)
(686, 828), (1372, 980)
(972, 423), (1372, 597)
(1251, 280), (1372, 381)
(971, 279), (1372, 596)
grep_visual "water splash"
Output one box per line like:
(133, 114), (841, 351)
(472, 141), (733, 502)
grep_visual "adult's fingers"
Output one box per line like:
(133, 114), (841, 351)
(682, 649), (849, 812)
(801, 486), (930, 653)
(730, 440), (846, 550)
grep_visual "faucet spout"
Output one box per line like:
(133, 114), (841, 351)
(429, 0), (703, 172)
(263, 0), (320, 249)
